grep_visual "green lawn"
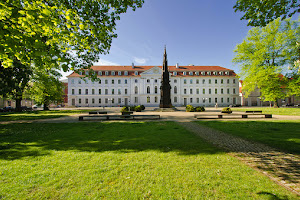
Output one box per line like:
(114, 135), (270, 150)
(0, 110), (97, 122)
(0, 122), (298, 199)
(197, 120), (300, 154)
(231, 107), (300, 116)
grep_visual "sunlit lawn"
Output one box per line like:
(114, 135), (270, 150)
(231, 107), (300, 116)
(197, 120), (300, 155)
(0, 122), (298, 199)
(0, 110), (97, 122)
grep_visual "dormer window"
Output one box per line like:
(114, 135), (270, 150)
(135, 71), (138, 76)
(124, 71), (128, 76)
(105, 71), (109, 76)
(118, 71), (122, 76)
(183, 71), (187, 75)
(98, 71), (102, 76)
(85, 71), (89, 75)
(225, 71), (229, 75)
(213, 71), (217, 75)
(207, 71), (211, 75)
(111, 71), (115, 76)
(219, 71), (224, 75)
(189, 71), (193, 76)
(195, 71), (199, 76)
(173, 71), (177, 76)
(79, 71), (82, 75)
(201, 71), (205, 75)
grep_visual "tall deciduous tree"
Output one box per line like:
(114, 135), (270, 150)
(233, 18), (300, 107)
(234, 0), (300, 27)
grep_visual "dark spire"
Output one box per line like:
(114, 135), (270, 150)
(163, 45), (168, 72)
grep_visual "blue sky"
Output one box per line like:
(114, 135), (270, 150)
(62, 0), (256, 78)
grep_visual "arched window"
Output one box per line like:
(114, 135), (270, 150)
(135, 86), (138, 94)
(147, 86), (150, 94)
(174, 86), (177, 94)
(154, 86), (158, 94)
(155, 96), (158, 103)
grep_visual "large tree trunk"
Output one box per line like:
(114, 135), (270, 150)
(274, 99), (279, 108)
(43, 103), (50, 110)
(15, 97), (22, 112)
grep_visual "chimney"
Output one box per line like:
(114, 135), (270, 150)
(176, 63), (179, 68)
(132, 63), (134, 68)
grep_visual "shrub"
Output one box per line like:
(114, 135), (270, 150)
(120, 107), (129, 112)
(129, 106), (136, 111)
(186, 105), (195, 112)
(195, 106), (205, 112)
(222, 107), (232, 113)
(135, 105), (142, 112)
(140, 105), (145, 110)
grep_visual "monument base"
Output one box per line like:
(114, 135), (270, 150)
(154, 107), (178, 112)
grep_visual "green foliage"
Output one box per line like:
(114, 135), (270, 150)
(195, 106), (205, 112)
(233, 0), (300, 26)
(140, 105), (145, 110)
(233, 18), (300, 105)
(135, 105), (142, 112)
(129, 106), (136, 111)
(120, 106), (129, 112)
(186, 105), (195, 112)
(222, 107), (232, 113)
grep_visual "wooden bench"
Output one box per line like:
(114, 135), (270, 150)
(245, 110), (262, 113)
(194, 113), (272, 119)
(89, 111), (108, 114)
(79, 114), (160, 121)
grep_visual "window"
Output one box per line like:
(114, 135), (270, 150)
(221, 79), (223, 84)
(209, 98), (211, 103)
(190, 88), (193, 94)
(98, 71), (102, 76)
(215, 88), (217, 94)
(105, 98), (108, 104)
(221, 98), (224, 103)
(79, 89), (81, 95)
(183, 71), (187, 75)
(209, 89), (211, 94)
(147, 96), (150, 103)
(99, 79), (101, 84)
(174, 79), (177, 83)
(71, 79), (74, 84)
(135, 71), (138, 75)
(125, 89), (128, 95)
(196, 71), (199, 76)
(215, 79), (217, 84)
(125, 79), (128, 84)
(196, 79), (199, 84)
(92, 89), (95, 95)
(184, 89), (187, 94)
(190, 79), (193, 84)
(215, 98), (217, 103)
(147, 86), (150, 94)
(112, 98), (115, 104)
(174, 86), (177, 94)
(78, 79), (81, 84)
(233, 88), (236, 94)
(155, 79), (158, 83)
(85, 98), (88, 104)
(201, 71), (205, 75)
(135, 97), (138, 103)
(105, 71), (109, 76)
(85, 71), (89, 75)
(118, 89), (121, 95)
(155, 96), (158, 103)
(225, 71), (229, 75)
(85, 89), (88, 95)
(174, 96), (177, 103)
(118, 98), (121, 104)
(118, 71), (121, 76)
(99, 98), (101, 104)
(202, 98), (205, 103)
(79, 71), (82, 75)
(118, 79), (121, 84)
(227, 88), (230, 94)
(189, 71), (193, 76)
(105, 80), (108, 84)
(111, 71), (115, 76)
(99, 89), (101, 94)
(207, 71), (211, 75)
(105, 89), (108, 95)
(135, 79), (138, 83)
(155, 86), (158, 94)
(92, 98), (95, 104)
(72, 89), (74, 95)
(79, 98), (81, 104)
(135, 86), (138, 94)
(197, 98), (199, 103)
(147, 79), (150, 83)
(209, 79), (211, 84)
(202, 79), (205, 84)
(124, 71), (128, 76)
(190, 98), (193, 103)
(112, 80), (114, 84)
(233, 79), (236, 84)
(203, 88), (205, 94)
(227, 97), (230, 103)
(112, 89), (114, 95)
(173, 71), (177, 76)
(227, 79), (230, 84)
(196, 89), (199, 94)
(184, 79), (187, 84)
(221, 88), (223, 94)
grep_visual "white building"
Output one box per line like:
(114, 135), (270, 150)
(67, 64), (240, 107)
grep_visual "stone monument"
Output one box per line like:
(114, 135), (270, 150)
(159, 46), (172, 108)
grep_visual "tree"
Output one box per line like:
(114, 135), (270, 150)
(233, 18), (300, 107)
(0, 0), (144, 73)
(0, 60), (32, 111)
(29, 68), (64, 110)
(234, 0), (300, 26)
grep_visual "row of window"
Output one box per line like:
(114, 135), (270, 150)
(71, 87), (237, 95)
(80, 70), (231, 76)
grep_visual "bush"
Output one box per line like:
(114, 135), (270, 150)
(135, 105), (142, 112)
(120, 107), (129, 112)
(195, 106), (205, 112)
(129, 106), (136, 111)
(140, 105), (145, 110)
(222, 107), (232, 113)
(186, 105), (195, 112)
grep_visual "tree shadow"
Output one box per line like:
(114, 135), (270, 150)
(0, 122), (222, 160)
(257, 191), (289, 200)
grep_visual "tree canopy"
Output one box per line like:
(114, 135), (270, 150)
(234, 0), (300, 26)
(0, 0), (144, 71)
(233, 17), (300, 106)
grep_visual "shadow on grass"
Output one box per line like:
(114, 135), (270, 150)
(257, 191), (288, 200)
(0, 122), (222, 160)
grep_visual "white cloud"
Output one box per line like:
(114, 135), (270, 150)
(93, 59), (119, 66)
(133, 57), (147, 64)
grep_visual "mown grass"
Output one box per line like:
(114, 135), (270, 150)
(0, 122), (298, 199)
(231, 107), (300, 116)
(0, 110), (97, 122)
(197, 120), (300, 154)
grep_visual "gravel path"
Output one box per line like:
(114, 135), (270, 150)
(178, 122), (300, 196)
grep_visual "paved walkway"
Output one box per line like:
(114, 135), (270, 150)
(178, 122), (300, 195)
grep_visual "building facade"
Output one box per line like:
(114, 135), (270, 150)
(67, 64), (240, 107)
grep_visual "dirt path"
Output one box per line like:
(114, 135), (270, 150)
(178, 121), (300, 196)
